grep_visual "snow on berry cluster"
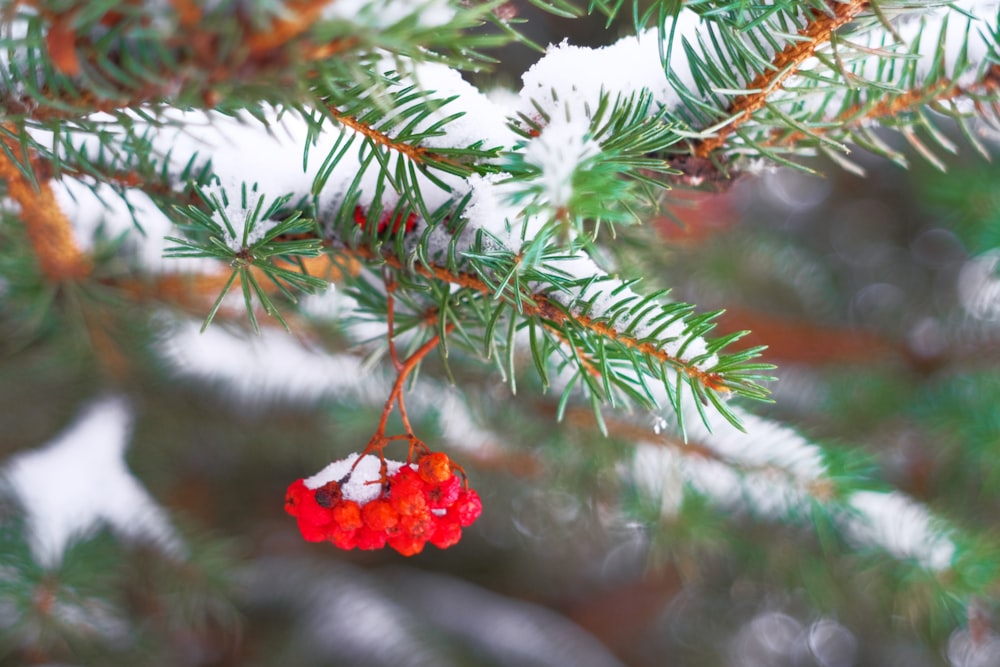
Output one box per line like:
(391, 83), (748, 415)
(284, 451), (481, 556)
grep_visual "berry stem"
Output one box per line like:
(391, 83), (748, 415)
(372, 323), (452, 439)
(385, 271), (404, 372)
(354, 272), (455, 467)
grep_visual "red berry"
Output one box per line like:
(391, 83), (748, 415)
(288, 456), (477, 553)
(430, 517), (462, 549)
(418, 452), (452, 484)
(380, 211), (417, 234)
(400, 512), (434, 541)
(453, 489), (482, 527)
(356, 526), (388, 550)
(353, 206), (417, 235)
(327, 526), (358, 550)
(289, 483), (335, 527)
(353, 206), (367, 227)
(285, 479), (309, 517)
(426, 474), (461, 509)
(393, 466), (422, 485)
(391, 485), (427, 517)
(297, 516), (328, 543)
(332, 501), (363, 531)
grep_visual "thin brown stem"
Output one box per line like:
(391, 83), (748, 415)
(352, 281), (457, 473)
(329, 107), (464, 170)
(370, 324), (454, 440)
(384, 272), (404, 371)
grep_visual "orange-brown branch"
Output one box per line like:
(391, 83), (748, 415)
(0, 133), (91, 281)
(767, 63), (1000, 148)
(330, 109), (430, 164)
(694, 0), (870, 158)
(329, 108), (464, 170)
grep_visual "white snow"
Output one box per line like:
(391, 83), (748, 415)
(194, 181), (282, 252)
(518, 27), (687, 123)
(303, 453), (412, 504)
(633, 442), (812, 521)
(522, 119), (600, 208)
(683, 402), (827, 480)
(376, 57), (517, 153)
(3, 396), (182, 567)
(844, 490), (955, 570)
(157, 318), (377, 404)
(631, 416), (957, 572)
(322, 0), (456, 30)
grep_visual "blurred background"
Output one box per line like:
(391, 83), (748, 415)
(3, 5), (1000, 667)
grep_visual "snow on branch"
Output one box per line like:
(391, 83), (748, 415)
(631, 401), (957, 572)
(845, 491), (955, 570)
(3, 396), (182, 567)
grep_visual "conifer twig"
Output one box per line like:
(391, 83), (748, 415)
(693, 0), (871, 158)
(346, 245), (731, 392)
(764, 63), (1000, 149)
(329, 107), (464, 169)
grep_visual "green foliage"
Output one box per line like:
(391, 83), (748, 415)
(165, 182), (327, 332)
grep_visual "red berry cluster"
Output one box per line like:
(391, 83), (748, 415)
(353, 205), (418, 235)
(285, 452), (481, 556)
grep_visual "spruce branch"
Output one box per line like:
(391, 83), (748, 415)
(342, 240), (772, 427)
(164, 182), (327, 332)
(763, 62), (1000, 158)
(691, 0), (871, 158)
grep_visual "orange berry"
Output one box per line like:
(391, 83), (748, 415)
(388, 533), (426, 556)
(332, 501), (363, 531)
(362, 499), (398, 532)
(418, 452), (452, 484)
(391, 486), (427, 516)
(400, 512), (434, 541)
